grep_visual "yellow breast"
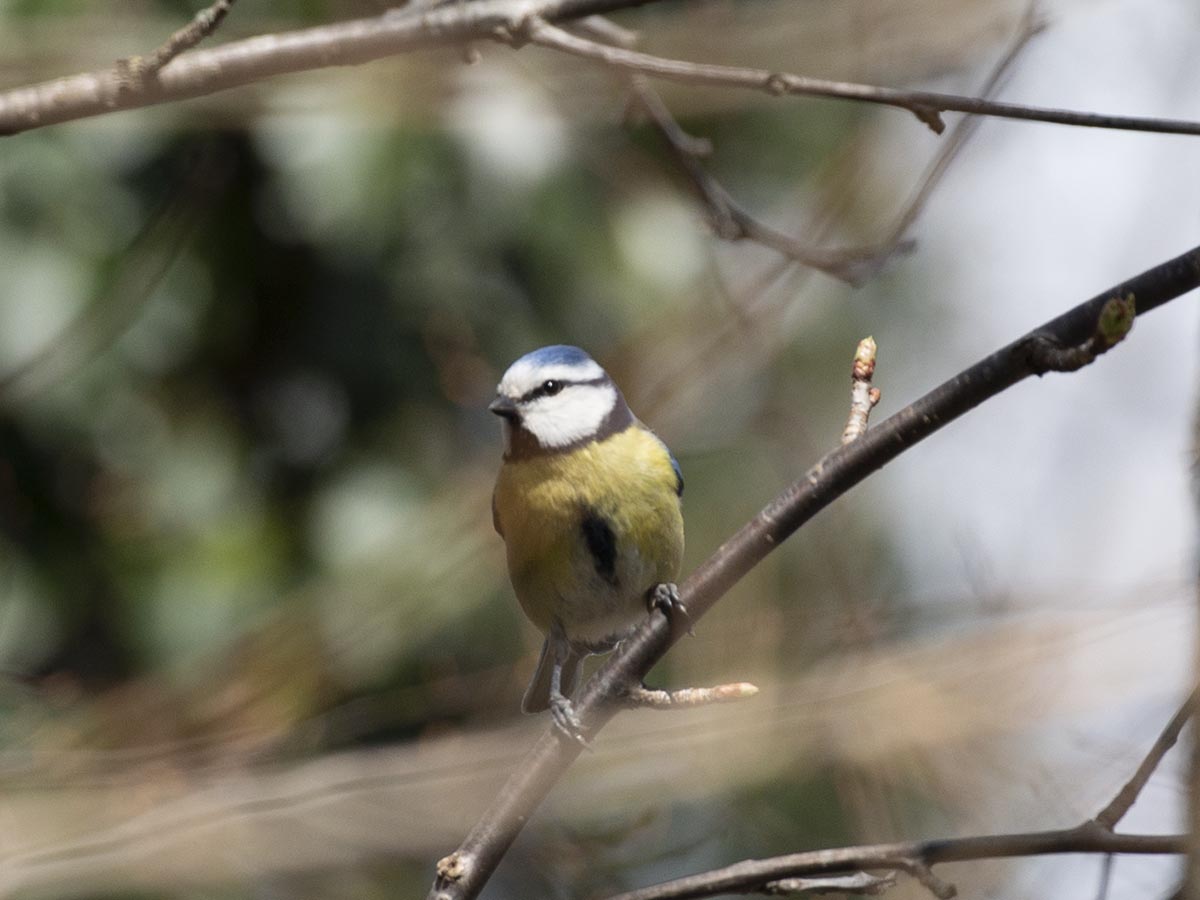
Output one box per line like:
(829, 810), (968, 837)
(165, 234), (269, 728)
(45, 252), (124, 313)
(492, 425), (684, 639)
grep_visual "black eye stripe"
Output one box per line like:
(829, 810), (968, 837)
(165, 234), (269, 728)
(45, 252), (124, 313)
(518, 375), (607, 404)
(520, 383), (554, 403)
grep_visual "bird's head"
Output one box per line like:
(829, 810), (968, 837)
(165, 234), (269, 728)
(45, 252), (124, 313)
(490, 345), (632, 456)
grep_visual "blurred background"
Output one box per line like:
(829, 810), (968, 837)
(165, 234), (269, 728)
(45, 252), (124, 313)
(0, 0), (1197, 897)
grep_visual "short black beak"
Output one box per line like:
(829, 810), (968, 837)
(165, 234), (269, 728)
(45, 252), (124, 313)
(488, 396), (519, 421)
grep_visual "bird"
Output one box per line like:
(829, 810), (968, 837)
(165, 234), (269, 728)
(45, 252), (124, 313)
(489, 345), (685, 739)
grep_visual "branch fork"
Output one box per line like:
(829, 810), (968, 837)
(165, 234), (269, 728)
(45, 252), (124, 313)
(626, 76), (896, 284)
(108, 0), (240, 108)
(121, 0), (239, 81)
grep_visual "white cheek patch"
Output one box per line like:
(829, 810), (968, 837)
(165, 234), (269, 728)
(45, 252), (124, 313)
(522, 384), (616, 448)
(499, 358), (604, 398)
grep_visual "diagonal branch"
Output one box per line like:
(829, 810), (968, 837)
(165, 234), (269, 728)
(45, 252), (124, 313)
(521, 18), (1200, 137)
(630, 4), (1045, 418)
(867, 0), (1045, 263)
(603, 823), (1185, 900)
(424, 242), (1200, 900)
(1094, 687), (1196, 830)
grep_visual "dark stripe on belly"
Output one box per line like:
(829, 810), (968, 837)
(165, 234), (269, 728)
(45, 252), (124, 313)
(580, 509), (619, 586)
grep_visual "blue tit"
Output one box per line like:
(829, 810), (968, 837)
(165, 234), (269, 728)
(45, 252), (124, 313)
(489, 345), (685, 735)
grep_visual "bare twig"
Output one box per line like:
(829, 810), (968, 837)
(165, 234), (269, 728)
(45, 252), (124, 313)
(1094, 687), (1196, 830)
(762, 871), (896, 896)
(622, 682), (758, 709)
(425, 244), (1200, 900)
(2, 0), (1200, 139)
(634, 4), (1045, 417)
(895, 859), (956, 900)
(521, 18), (1200, 137)
(629, 79), (892, 285)
(841, 337), (880, 445)
(866, 0), (1045, 267)
(603, 824), (1185, 900)
(127, 0), (240, 78)
(605, 681), (1199, 900)
(0, 0), (685, 136)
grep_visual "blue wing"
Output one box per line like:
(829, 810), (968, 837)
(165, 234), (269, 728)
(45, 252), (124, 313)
(644, 426), (684, 497)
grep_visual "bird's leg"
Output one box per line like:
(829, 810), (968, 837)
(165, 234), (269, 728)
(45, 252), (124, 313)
(548, 627), (587, 747)
(647, 582), (692, 634)
(628, 583), (694, 700)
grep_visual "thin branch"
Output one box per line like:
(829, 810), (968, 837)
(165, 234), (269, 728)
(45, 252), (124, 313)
(622, 682), (758, 709)
(521, 18), (1200, 137)
(867, 0), (1045, 264)
(570, 14), (639, 48)
(894, 859), (956, 900)
(629, 79), (893, 285)
(602, 602), (1197, 900)
(425, 243), (1200, 900)
(841, 337), (880, 445)
(603, 824), (1185, 900)
(761, 871), (896, 896)
(0, 0), (682, 136)
(634, 4), (1043, 418)
(129, 0), (241, 78)
(3, 0), (1199, 140)
(1094, 687), (1196, 830)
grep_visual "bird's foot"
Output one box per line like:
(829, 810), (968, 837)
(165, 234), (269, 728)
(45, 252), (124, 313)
(648, 582), (693, 634)
(549, 693), (589, 748)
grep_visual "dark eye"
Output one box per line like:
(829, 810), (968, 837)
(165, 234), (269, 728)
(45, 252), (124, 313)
(541, 379), (563, 396)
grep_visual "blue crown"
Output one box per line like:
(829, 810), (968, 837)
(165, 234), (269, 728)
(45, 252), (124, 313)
(518, 345), (596, 368)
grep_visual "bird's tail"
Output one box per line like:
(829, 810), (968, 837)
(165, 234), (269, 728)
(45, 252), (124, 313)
(521, 638), (582, 713)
